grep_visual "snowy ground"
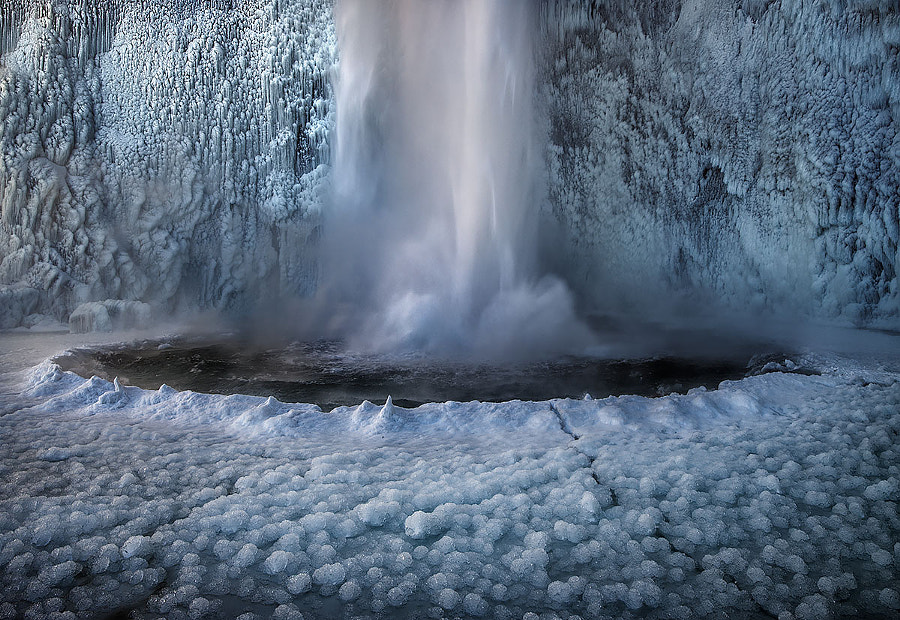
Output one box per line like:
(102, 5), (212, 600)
(0, 330), (898, 620)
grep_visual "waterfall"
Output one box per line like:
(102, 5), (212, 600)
(327, 0), (590, 358)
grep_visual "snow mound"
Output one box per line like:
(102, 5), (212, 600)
(68, 300), (151, 333)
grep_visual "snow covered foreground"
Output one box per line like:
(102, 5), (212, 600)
(0, 337), (899, 619)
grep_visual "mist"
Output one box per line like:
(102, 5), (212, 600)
(302, 0), (595, 361)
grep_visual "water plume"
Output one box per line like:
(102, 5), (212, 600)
(324, 0), (592, 359)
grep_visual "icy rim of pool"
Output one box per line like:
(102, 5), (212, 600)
(21, 350), (837, 443)
(2, 345), (899, 620)
(51, 336), (783, 410)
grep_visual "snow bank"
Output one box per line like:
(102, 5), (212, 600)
(2, 348), (898, 618)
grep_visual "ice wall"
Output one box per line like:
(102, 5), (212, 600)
(0, 0), (333, 327)
(540, 0), (900, 327)
(1, 0), (898, 331)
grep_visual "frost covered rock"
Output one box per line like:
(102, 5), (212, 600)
(357, 499), (401, 527)
(312, 563), (345, 586)
(232, 543), (258, 569)
(38, 446), (71, 462)
(263, 550), (293, 575)
(272, 603), (305, 620)
(68, 300), (151, 333)
(879, 588), (900, 610)
(543, 0), (900, 325)
(286, 573), (312, 595)
(863, 478), (898, 501)
(405, 510), (444, 539)
(188, 596), (211, 619)
(463, 592), (488, 616)
(338, 580), (361, 601)
(121, 536), (149, 559)
(0, 286), (39, 328)
(437, 587), (460, 610)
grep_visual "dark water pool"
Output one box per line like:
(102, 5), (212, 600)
(54, 338), (805, 410)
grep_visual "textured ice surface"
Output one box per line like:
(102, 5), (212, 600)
(1, 332), (898, 618)
(0, 0), (332, 323)
(541, 0), (900, 325)
(67, 300), (151, 333)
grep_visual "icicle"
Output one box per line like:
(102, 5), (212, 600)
(380, 395), (395, 419)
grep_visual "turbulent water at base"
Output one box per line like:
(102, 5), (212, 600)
(325, 0), (590, 359)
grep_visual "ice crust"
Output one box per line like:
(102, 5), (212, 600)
(1, 350), (898, 618)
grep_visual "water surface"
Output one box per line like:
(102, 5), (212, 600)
(54, 337), (801, 410)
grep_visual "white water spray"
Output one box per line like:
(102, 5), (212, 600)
(327, 0), (590, 358)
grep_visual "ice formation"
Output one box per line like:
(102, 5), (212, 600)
(67, 300), (150, 333)
(1, 0), (898, 331)
(540, 0), (900, 325)
(0, 337), (898, 618)
(0, 0), (334, 328)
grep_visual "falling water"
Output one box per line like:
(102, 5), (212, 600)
(327, 0), (591, 358)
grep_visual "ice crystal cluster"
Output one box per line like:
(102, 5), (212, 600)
(541, 0), (900, 324)
(0, 0), (333, 328)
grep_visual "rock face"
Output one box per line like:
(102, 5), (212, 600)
(540, 0), (900, 325)
(1, 0), (898, 329)
(0, 0), (332, 325)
